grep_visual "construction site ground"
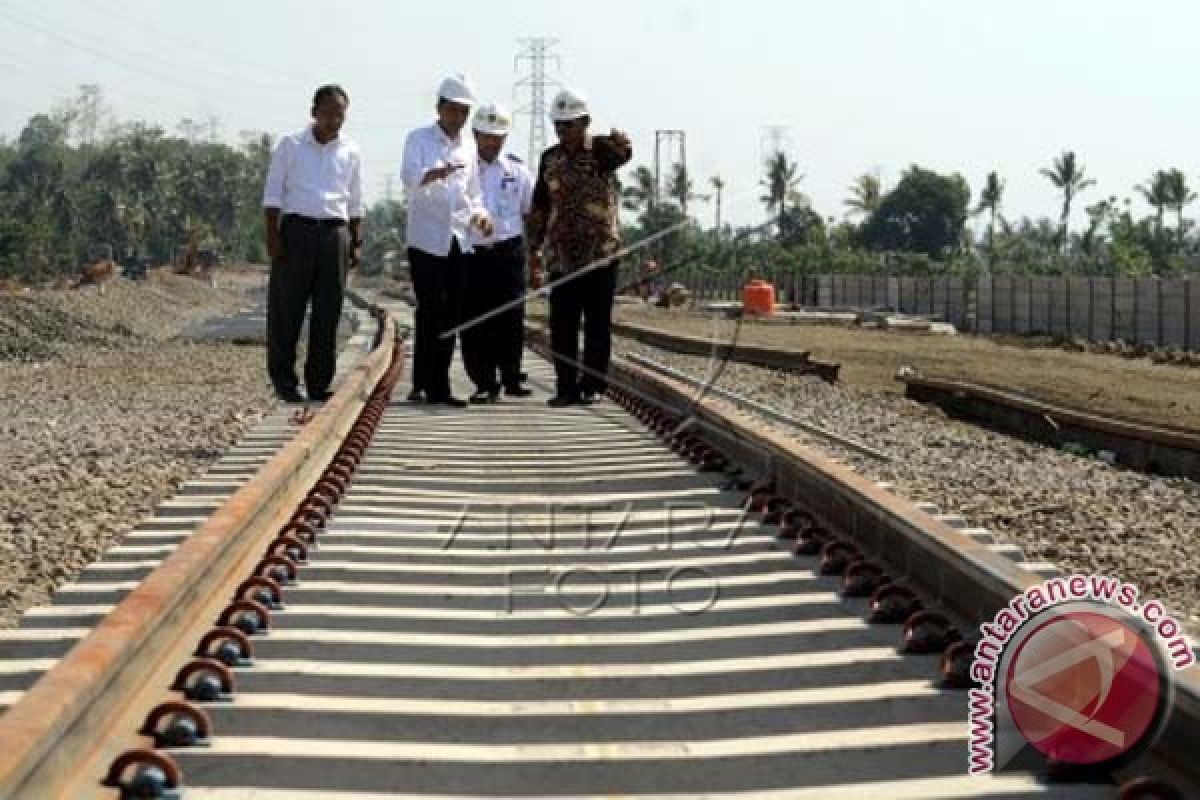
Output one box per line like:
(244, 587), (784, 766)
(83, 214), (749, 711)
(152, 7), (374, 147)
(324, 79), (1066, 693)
(611, 305), (1199, 433)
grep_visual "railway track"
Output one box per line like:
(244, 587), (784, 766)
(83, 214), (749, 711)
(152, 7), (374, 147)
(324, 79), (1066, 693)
(897, 374), (1200, 481)
(0, 295), (1194, 799)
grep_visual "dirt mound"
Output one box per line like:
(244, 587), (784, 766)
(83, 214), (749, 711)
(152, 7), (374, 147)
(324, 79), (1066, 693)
(0, 272), (254, 363)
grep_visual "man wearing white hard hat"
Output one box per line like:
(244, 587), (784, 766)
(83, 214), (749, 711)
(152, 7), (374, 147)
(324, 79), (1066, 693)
(526, 87), (632, 407)
(400, 74), (493, 408)
(460, 103), (535, 404)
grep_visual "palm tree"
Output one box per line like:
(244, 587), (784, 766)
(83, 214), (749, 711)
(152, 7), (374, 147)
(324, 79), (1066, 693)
(760, 151), (802, 232)
(1039, 150), (1096, 248)
(668, 163), (693, 215)
(1081, 196), (1117, 258)
(710, 175), (725, 233)
(844, 173), (882, 218)
(621, 165), (656, 215)
(1163, 168), (1196, 244)
(973, 171), (1004, 267)
(1136, 170), (1171, 236)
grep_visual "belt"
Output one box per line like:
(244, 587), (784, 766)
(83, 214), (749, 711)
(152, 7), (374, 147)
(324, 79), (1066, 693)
(284, 213), (347, 228)
(474, 235), (523, 252)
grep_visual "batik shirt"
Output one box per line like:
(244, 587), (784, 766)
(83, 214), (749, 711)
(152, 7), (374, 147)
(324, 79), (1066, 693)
(526, 135), (633, 272)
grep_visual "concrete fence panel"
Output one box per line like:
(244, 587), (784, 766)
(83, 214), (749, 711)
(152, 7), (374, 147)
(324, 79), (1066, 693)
(1161, 279), (1189, 349)
(1134, 278), (1160, 345)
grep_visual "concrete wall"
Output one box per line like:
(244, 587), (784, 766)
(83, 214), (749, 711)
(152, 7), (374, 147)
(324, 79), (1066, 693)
(688, 273), (1197, 351)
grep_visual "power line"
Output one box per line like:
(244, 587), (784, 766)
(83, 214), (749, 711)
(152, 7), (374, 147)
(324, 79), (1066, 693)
(58, 0), (302, 95)
(0, 53), (80, 101)
(0, 5), (420, 127)
(82, 0), (312, 85)
(0, 47), (210, 119)
(0, 5), (300, 118)
(0, 2), (448, 131)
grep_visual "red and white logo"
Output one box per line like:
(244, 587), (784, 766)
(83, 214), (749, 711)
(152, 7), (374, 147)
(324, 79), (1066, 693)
(1004, 610), (1165, 766)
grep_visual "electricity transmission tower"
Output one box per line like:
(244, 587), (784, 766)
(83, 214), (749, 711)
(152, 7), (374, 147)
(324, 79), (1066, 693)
(653, 129), (687, 213)
(760, 124), (793, 159)
(76, 84), (104, 146)
(514, 37), (561, 166)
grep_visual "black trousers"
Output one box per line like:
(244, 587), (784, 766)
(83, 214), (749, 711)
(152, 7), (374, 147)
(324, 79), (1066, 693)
(462, 237), (526, 392)
(548, 261), (617, 397)
(267, 216), (347, 394)
(408, 242), (467, 400)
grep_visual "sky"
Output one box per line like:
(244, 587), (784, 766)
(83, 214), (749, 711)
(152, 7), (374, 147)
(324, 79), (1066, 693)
(0, 0), (1197, 229)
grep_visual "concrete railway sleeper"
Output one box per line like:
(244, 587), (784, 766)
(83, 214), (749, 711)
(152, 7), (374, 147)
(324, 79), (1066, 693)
(0, 298), (1193, 798)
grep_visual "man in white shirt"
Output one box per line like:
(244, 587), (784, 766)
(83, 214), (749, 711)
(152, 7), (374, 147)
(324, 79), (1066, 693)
(461, 104), (534, 404)
(262, 84), (364, 404)
(401, 74), (493, 408)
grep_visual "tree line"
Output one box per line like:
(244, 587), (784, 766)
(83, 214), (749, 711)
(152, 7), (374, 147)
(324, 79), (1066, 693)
(3, 88), (1197, 281)
(621, 151), (1200, 277)
(0, 88), (272, 281)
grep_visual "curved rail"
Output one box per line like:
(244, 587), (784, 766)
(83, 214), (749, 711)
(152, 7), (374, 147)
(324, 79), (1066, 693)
(0, 302), (399, 800)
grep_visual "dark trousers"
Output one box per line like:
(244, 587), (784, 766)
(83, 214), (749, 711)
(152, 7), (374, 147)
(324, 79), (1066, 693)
(409, 242), (467, 400)
(267, 216), (347, 394)
(548, 261), (617, 397)
(462, 237), (526, 392)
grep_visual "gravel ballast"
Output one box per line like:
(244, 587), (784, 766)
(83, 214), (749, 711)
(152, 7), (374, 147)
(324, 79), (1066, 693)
(619, 338), (1200, 629)
(0, 272), (275, 628)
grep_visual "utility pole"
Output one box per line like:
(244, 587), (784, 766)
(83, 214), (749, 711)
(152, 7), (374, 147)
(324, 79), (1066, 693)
(710, 176), (725, 234)
(514, 37), (561, 166)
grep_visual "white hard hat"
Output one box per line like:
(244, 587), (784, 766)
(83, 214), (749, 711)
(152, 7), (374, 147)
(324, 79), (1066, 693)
(472, 103), (513, 135)
(437, 74), (476, 106)
(549, 88), (590, 122)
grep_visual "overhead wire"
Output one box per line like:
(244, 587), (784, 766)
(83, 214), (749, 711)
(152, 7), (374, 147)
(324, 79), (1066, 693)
(0, 48), (272, 129)
(0, 2), (423, 133)
(74, 0), (433, 124)
(0, 4), (303, 120)
(81, 0), (316, 85)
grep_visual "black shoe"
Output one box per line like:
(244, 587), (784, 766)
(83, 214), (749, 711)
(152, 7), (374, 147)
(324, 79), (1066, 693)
(407, 388), (426, 403)
(579, 391), (597, 406)
(275, 386), (305, 404)
(431, 395), (468, 408)
(469, 388), (500, 405)
(547, 394), (578, 408)
(308, 388), (333, 403)
(504, 385), (533, 398)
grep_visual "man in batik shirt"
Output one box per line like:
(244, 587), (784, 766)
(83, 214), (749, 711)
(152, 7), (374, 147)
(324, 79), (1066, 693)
(526, 87), (633, 407)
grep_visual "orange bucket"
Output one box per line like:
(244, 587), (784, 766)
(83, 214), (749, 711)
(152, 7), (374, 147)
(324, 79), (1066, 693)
(742, 279), (776, 316)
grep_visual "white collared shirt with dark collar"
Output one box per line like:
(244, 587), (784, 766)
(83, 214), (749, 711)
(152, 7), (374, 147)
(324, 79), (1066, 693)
(401, 122), (487, 257)
(262, 126), (364, 220)
(473, 151), (533, 248)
